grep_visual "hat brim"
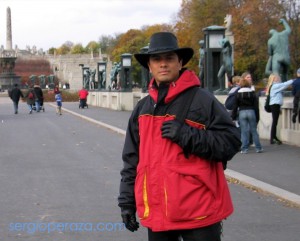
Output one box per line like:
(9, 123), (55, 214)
(134, 48), (194, 69)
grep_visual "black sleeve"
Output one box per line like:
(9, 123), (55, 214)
(231, 93), (239, 120)
(254, 94), (260, 122)
(176, 90), (241, 163)
(118, 101), (142, 208)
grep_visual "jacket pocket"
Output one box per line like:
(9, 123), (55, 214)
(163, 167), (216, 221)
(134, 167), (150, 220)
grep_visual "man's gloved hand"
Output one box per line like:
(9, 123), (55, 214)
(161, 119), (182, 142)
(121, 207), (139, 232)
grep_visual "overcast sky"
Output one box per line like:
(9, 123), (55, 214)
(0, 0), (182, 51)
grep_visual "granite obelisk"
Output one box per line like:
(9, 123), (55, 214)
(6, 7), (12, 50)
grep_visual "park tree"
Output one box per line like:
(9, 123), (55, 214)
(56, 41), (74, 55)
(70, 43), (86, 54)
(47, 0), (300, 85)
(174, 0), (232, 72)
(48, 47), (56, 55)
(98, 34), (121, 56)
(141, 24), (174, 40)
(85, 41), (100, 55)
(111, 29), (146, 86)
(173, 0), (289, 82)
(230, 0), (284, 81)
(282, 0), (300, 72)
(110, 25), (175, 86)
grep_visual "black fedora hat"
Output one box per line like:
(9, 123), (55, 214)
(134, 32), (194, 69)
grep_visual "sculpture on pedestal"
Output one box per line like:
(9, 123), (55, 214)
(110, 62), (121, 90)
(89, 69), (96, 90)
(83, 69), (90, 90)
(217, 38), (233, 91)
(224, 14), (232, 35)
(198, 40), (204, 84)
(265, 18), (291, 82)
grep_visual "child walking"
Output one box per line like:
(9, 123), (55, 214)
(55, 91), (62, 115)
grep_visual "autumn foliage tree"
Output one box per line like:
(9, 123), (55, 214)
(174, 0), (231, 71)
(47, 0), (300, 85)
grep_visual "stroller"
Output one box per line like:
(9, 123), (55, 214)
(79, 98), (88, 109)
(32, 98), (45, 112)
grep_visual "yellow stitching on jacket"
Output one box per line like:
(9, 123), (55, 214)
(142, 173), (149, 219)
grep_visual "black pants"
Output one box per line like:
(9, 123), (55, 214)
(293, 94), (299, 115)
(148, 222), (222, 241)
(270, 104), (281, 141)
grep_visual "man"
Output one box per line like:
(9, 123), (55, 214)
(118, 32), (241, 241)
(9, 83), (24, 114)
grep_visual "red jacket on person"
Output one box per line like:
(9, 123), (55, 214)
(118, 70), (241, 231)
(78, 89), (89, 99)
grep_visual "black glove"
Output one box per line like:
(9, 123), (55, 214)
(161, 119), (182, 142)
(121, 207), (139, 232)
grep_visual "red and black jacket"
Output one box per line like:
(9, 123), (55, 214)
(118, 70), (241, 231)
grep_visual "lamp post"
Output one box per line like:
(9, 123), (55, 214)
(140, 45), (151, 93)
(202, 25), (225, 92)
(120, 53), (132, 92)
(97, 61), (107, 90)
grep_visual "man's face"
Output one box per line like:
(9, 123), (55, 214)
(148, 52), (182, 85)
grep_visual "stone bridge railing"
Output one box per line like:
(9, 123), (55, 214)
(87, 92), (299, 147)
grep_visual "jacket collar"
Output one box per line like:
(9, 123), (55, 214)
(149, 69), (200, 104)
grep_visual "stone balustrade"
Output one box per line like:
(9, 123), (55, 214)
(87, 92), (299, 147)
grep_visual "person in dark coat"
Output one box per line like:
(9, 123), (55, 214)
(24, 85), (36, 114)
(33, 84), (43, 112)
(9, 83), (24, 114)
(118, 32), (241, 241)
(292, 68), (300, 123)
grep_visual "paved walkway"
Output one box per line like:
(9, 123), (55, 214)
(56, 101), (300, 207)
(1, 97), (299, 241)
(1, 97), (300, 206)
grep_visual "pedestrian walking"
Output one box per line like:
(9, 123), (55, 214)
(8, 83), (24, 114)
(118, 32), (241, 241)
(55, 90), (62, 115)
(33, 84), (43, 112)
(24, 85), (35, 114)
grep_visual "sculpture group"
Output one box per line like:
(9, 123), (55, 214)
(203, 15), (292, 92)
(83, 69), (96, 90)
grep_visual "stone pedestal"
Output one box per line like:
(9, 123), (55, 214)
(0, 56), (21, 89)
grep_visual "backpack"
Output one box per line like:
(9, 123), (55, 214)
(28, 91), (34, 99)
(225, 86), (240, 110)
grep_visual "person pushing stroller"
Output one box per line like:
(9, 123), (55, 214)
(78, 87), (89, 108)
(33, 84), (44, 112)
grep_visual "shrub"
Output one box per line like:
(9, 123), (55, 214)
(43, 90), (79, 102)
